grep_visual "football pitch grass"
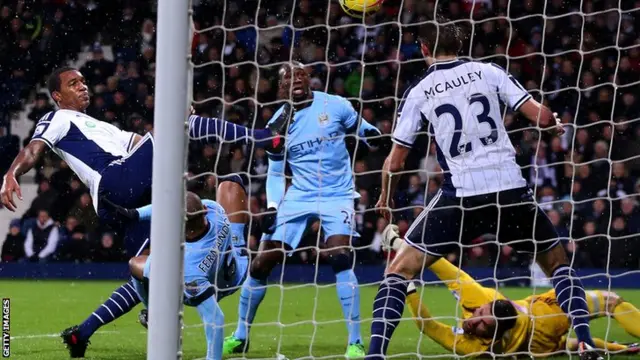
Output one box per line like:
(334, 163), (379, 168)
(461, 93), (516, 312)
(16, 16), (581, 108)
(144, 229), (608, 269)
(3, 280), (640, 359)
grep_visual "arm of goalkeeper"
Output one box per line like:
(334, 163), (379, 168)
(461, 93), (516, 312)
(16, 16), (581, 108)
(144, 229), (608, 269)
(405, 282), (490, 356)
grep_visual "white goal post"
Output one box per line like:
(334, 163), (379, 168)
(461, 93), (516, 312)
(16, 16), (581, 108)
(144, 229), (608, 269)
(147, 0), (191, 359)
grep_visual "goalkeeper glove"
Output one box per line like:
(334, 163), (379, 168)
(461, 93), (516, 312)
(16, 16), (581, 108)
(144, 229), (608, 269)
(261, 207), (278, 235)
(381, 224), (402, 251)
(100, 197), (140, 221)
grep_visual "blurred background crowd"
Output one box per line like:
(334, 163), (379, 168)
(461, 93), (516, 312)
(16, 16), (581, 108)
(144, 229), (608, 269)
(0, 0), (639, 272)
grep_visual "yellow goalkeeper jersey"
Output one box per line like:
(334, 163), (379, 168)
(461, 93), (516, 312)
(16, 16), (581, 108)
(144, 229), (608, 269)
(414, 260), (572, 356)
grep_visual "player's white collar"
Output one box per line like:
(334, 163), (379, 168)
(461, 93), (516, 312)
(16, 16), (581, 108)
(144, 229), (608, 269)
(428, 58), (460, 68)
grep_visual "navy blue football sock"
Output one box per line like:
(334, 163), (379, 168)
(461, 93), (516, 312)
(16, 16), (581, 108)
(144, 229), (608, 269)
(552, 265), (594, 347)
(368, 274), (407, 359)
(77, 280), (141, 340)
(188, 115), (275, 149)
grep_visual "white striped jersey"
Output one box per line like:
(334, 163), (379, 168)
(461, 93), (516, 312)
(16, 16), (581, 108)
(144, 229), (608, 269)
(393, 59), (531, 197)
(31, 110), (137, 210)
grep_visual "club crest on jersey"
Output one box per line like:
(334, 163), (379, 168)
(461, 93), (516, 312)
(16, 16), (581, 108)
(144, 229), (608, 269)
(318, 113), (329, 126)
(34, 124), (45, 136)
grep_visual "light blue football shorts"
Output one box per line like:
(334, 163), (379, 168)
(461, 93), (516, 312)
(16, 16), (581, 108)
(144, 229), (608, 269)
(261, 198), (360, 250)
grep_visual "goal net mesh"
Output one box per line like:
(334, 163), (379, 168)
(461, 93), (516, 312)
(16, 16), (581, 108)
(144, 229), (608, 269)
(186, 0), (640, 358)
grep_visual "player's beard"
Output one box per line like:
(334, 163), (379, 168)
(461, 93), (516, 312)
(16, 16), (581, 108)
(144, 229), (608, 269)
(292, 90), (308, 104)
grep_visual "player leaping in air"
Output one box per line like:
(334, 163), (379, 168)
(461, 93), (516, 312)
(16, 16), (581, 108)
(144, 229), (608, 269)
(367, 17), (603, 360)
(382, 225), (640, 356)
(0, 67), (289, 358)
(223, 62), (382, 358)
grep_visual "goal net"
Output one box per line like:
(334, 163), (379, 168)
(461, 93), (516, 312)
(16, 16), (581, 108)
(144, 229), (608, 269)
(183, 0), (640, 358)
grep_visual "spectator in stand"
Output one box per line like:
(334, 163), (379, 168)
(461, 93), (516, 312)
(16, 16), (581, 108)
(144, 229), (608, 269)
(23, 209), (59, 263)
(23, 179), (57, 219)
(0, 126), (20, 191)
(27, 93), (54, 124)
(68, 192), (99, 234)
(2, 219), (25, 262)
(92, 233), (126, 263)
(56, 225), (91, 263)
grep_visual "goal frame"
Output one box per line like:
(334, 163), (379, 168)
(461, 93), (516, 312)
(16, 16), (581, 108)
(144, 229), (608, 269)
(146, 0), (191, 359)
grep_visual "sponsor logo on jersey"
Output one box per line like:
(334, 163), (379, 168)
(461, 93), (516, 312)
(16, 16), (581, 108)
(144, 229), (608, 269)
(289, 131), (341, 155)
(451, 326), (465, 335)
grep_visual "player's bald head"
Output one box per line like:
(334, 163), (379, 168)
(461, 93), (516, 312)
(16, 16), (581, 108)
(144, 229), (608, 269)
(278, 61), (306, 80)
(185, 191), (206, 233)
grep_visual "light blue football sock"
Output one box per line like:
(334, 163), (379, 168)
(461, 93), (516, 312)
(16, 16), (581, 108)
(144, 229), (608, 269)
(233, 276), (267, 340)
(336, 269), (362, 344)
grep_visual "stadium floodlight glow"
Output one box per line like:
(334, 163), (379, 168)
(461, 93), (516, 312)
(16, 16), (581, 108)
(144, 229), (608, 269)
(147, 0), (190, 359)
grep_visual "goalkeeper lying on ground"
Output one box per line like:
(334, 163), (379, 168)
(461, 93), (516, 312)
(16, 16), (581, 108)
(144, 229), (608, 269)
(382, 225), (640, 356)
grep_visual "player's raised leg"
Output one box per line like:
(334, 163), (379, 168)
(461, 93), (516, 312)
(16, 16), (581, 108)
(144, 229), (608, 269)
(188, 102), (291, 152)
(216, 174), (249, 251)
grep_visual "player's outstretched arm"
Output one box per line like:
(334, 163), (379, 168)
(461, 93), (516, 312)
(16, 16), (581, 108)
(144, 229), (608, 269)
(406, 282), (488, 356)
(262, 154), (286, 234)
(352, 118), (382, 147)
(1, 141), (48, 211)
(195, 294), (225, 360)
(518, 99), (564, 135)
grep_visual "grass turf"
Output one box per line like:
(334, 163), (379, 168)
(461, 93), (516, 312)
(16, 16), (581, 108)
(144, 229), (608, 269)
(3, 280), (640, 359)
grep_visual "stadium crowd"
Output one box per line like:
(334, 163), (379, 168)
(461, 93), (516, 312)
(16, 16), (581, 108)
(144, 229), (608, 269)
(1, 0), (639, 272)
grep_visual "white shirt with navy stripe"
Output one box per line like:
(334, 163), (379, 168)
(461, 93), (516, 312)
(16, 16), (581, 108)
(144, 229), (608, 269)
(393, 59), (530, 197)
(31, 110), (137, 210)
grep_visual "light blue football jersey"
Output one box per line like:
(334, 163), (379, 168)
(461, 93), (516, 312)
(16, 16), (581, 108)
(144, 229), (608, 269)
(182, 199), (238, 304)
(268, 91), (359, 201)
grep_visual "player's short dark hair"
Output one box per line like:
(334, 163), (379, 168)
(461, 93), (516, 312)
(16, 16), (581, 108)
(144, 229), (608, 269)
(47, 67), (78, 96)
(491, 300), (518, 340)
(419, 15), (463, 57)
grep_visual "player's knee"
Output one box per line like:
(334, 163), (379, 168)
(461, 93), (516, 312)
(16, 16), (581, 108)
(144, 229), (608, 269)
(249, 253), (278, 281)
(327, 251), (353, 274)
(128, 256), (145, 280)
(217, 174), (247, 195)
(385, 245), (424, 279)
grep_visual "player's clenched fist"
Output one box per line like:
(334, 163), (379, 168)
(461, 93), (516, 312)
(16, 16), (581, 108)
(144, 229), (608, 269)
(1, 174), (22, 212)
(551, 112), (565, 136)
